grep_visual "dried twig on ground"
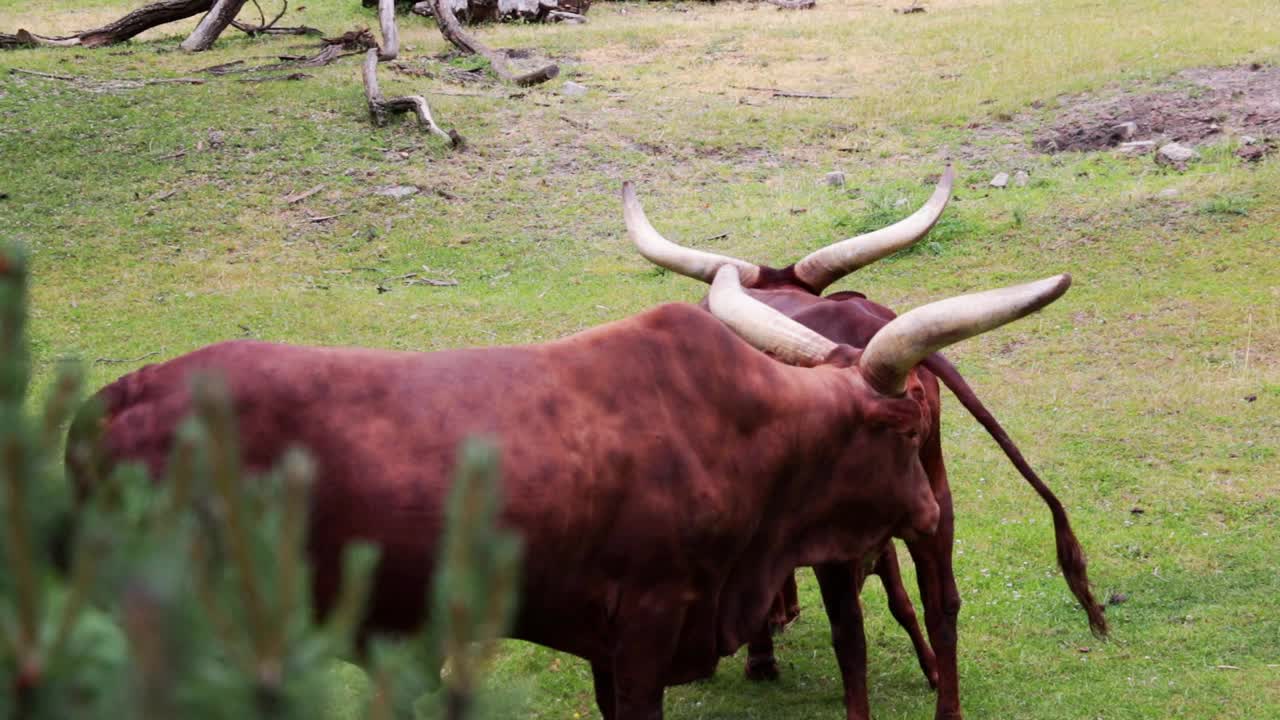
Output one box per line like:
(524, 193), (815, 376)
(238, 72), (312, 82)
(229, 0), (318, 36)
(283, 185), (325, 204)
(766, 0), (816, 8)
(9, 67), (206, 90)
(94, 351), (159, 365)
(732, 84), (851, 100)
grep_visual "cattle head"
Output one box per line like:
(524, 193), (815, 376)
(702, 263), (1071, 544)
(623, 166), (954, 298)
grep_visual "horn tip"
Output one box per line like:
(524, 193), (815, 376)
(1034, 273), (1072, 310)
(1051, 272), (1072, 295)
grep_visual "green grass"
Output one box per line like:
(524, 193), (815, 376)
(2, 0), (1279, 718)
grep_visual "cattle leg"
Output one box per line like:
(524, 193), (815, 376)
(907, 492), (962, 718)
(813, 562), (871, 720)
(874, 543), (938, 689)
(608, 600), (685, 720)
(780, 571), (801, 628)
(591, 661), (617, 720)
(743, 623), (780, 681)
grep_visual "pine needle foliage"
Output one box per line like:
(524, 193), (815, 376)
(0, 244), (523, 720)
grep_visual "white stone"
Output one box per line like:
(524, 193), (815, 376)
(989, 172), (1010, 188)
(824, 171), (846, 187)
(1111, 121), (1138, 140)
(1155, 142), (1200, 169)
(1013, 170), (1030, 187)
(561, 81), (589, 97)
(374, 185), (420, 199)
(1118, 140), (1157, 155)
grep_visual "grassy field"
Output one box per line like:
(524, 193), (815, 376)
(2, 0), (1279, 717)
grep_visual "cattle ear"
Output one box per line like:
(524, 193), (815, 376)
(821, 344), (859, 369)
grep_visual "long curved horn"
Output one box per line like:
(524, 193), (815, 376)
(860, 274), (1071, 396)
(793, 165), (955, 292)
(707, 265), (837, 367)
(623, 182), (761, 285)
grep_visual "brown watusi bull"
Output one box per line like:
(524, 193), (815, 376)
(625, 169), (1107, 720)
(68, 267), (1069, 720)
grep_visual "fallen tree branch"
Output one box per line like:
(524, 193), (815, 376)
(766, 0), (816, 8)
(363, 48), (462, 147)
(6, 0), (216, 49)
(427, 0), (559, 86)
(376, 0), (399, 61)
(359, 0), (464, 147)
(181, 0), (250, 52)
(198, 43), (359, 75)
(547, 10), (588, 23)
(231, 1), (320, 37)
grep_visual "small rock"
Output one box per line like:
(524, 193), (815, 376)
(1155, 142), (1199, 170)
(1130, 507), (1145, 515)
(1244, 394), (1257, 403)
(560, 81), (589, 98)
(1110, 121), (1138, 141)
(893, 197), (908, 208)
(207, 130), (226, 148)
(1118, 140), (1156, 155)
(1013, 170), (1030, 187)
(374, 185), (420, 199)
(1157, 188), (1180, 199)
(1240, 135), (1259, 145)
(1107, 592), (1129, 606)
(1236, 143), (1271, 163)
(823, 171), (846, 187)
(989, 172), (1009, 188)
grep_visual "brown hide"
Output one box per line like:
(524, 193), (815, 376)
(73, 302), (941, 708)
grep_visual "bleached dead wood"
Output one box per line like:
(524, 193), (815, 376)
(427, 0), (558, 86)
(361, 0), (464, 147)
(5, 0), (216, 49)
(180, 0), (250, 52)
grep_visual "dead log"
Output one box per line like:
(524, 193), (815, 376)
(362, 49), (461, 146)
(410, 0), (590, 24)
(427, 0), (558, 86)
(362, 0), (463, 147)
(7, 0), (215, 49)
(180, 0), (250, 52)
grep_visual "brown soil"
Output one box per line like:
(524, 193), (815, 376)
(1032, 63), (1280, 153)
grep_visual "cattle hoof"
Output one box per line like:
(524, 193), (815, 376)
(744, 655), (780, 682)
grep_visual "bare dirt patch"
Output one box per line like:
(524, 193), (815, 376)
(1032, 63), (1280, 154)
